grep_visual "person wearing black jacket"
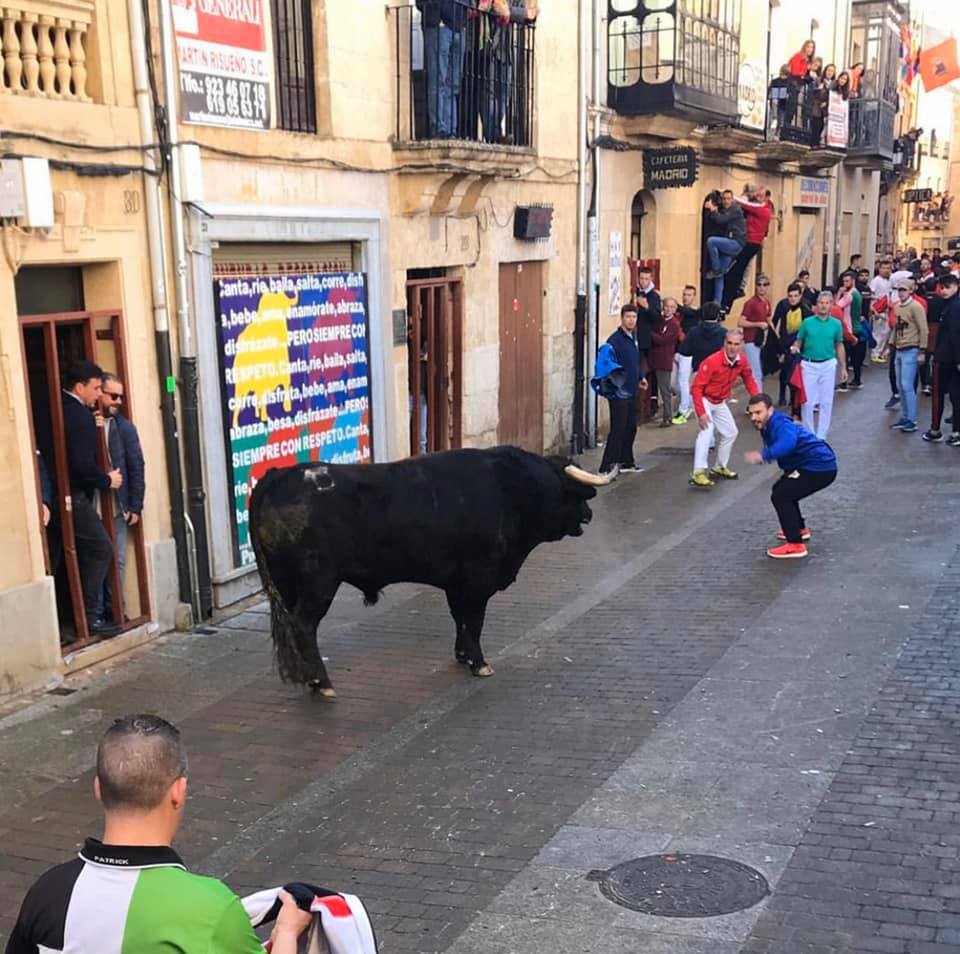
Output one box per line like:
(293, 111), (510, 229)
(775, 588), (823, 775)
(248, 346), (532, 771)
(417, 0), (468, 139)
(773, 283), (812, 416)
(61, 360), (123, 637)
(703, 190), (746, 304)
(923, 275), (960, 445)
(677, 302), (726, 370)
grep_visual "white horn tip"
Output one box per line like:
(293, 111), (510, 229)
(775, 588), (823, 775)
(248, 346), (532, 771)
(564, 464), (613, 487)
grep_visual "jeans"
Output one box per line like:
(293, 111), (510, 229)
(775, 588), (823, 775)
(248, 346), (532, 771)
(600, 397), (637, 472)
(97, 514), (128, 622)
(424, 24), (465, 138)
(800, 358), (837, 440)
(693, 399), (738, 471)
(895, 347), (920, 424)
(744, 342), (764, 390)
(706, 236), (744, 303)
(771, 468), (837, 543)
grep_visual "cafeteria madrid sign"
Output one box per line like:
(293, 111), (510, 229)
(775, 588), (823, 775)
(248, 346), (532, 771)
(643, 147), (699, 190)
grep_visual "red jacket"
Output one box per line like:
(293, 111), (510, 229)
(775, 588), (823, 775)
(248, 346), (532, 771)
(648, 316), (680, 371)
(737, 199), (772, 245)
(789, 51), (810, 78)
(691, 348), (759, 416)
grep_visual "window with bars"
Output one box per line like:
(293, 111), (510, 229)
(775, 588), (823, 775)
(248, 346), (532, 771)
(272, 0), (317, 133)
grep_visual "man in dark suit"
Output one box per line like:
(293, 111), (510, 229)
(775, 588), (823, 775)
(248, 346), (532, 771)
(61, 360), (123, 638)
(96, 373), (145, 623)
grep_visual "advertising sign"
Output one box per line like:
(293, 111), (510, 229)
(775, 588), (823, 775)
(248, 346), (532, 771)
(643, 147), (699, 189)
(737, 59), (766, 131)
(173, 0), (271, 130)
(903, 188), (933, 203)
(797, 176), (830, 209)
(215, 271), (372, 566)
(825, 91), (849, 148)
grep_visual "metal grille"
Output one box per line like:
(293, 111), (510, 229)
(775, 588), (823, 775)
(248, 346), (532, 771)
(272, 0), (317, 133)
(391, 0), (536, 147)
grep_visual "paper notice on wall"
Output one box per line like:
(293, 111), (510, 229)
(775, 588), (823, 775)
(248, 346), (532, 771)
(173, 0), (271, 130)
(608, 268), (622, 316)
(797, 221), (816, 275)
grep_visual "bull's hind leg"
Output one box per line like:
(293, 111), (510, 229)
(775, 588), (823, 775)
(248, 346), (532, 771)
(287, 587), (339, 697)
(445, 592), (494, 677)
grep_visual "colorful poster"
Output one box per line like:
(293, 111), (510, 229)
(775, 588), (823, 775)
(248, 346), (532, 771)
(172, 0), (271, 130)
(608, 231), (623, 315)
(826, 92), (849, 149)
(737, 59), (766, 131)
(215, 271), (372, 566)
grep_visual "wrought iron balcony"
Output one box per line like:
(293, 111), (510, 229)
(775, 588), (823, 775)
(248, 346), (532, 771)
(846, 97), (895, 165)
(390, 0), (536, 149)
(607, 0), (741, 123)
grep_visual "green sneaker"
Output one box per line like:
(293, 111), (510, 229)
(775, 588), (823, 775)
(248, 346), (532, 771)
(689, 469), (715, 488)
(671, 413), (688, 425)
(710, 465), (739, 480)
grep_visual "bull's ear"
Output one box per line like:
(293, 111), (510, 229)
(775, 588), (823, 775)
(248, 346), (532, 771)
(545, 454), (572, 471)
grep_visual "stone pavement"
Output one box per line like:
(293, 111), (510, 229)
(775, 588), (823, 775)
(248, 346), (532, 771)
(0, 370), (958, 954)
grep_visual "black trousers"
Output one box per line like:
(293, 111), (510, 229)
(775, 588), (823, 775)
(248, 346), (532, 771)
(931, 359), (960, 432)
(848, 339), (867, 384)
(771, 469), (837, 544)
(600, 397), (637, 472)
(71, 492), (114, 620)
(721, 243), (762, 309)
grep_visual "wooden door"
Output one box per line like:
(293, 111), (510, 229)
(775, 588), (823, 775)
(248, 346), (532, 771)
(498, 261), (544, 451)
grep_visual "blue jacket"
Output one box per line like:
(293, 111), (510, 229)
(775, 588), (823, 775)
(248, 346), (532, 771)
(107, 413), (146, 514)
(590, 342), (627, 399)
(604, 328), (641, 399)
(761, 410), (837, 473)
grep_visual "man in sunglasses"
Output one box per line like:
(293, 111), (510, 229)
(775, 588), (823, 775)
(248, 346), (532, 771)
(96, 374), (145, 626)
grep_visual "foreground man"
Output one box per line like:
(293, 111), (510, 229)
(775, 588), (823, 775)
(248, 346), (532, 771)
(6, 714), (311, 954)
(689, 328), (759, 488)
(744, 393), (838, 560)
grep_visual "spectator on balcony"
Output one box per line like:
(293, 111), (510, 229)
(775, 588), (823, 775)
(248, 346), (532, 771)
(477, 0), (512, 144)
(789, 40), (816, 80)
(848, 62), (864, 97)
(418, 0), (469, 139)
(808, 74), (828, 146)
(821, 63), (838, 89)
(804, 58), (823, 89)
(769, 66), (796, 133)
(833, 71), (851, 100)
(722, 184), (772, 310)
(703, 190), (746, 305)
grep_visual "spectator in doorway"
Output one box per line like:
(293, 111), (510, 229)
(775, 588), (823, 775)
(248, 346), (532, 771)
(633, 265), (661, 381)
(96, 374), (145, 626)
(649, 297), (681, 427)
(418, 0), (468, 139)
(703, 190), (746, 305)
(61, 361), (123, 639)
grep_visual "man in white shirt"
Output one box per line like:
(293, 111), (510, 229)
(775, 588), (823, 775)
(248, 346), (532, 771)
(869, 259), (894, 361)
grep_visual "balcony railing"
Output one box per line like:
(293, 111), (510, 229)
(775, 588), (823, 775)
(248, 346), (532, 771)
(391, 1), (536, 148)
(1, 1), (92, 100)
(846, 96), (895, 162)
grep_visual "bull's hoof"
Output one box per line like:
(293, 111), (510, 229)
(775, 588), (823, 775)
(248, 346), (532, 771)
(308, 680), (337, 698)
(472, 664), (494, 677)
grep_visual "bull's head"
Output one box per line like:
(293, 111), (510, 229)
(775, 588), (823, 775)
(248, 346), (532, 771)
(544, 456), (613, 539)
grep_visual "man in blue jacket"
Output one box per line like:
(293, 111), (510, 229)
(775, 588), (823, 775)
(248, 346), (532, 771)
(97, 374), (145, 624)
(744, 393), (837, 560)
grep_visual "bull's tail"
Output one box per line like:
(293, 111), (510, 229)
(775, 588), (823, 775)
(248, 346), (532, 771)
(248, 480), (315, 685)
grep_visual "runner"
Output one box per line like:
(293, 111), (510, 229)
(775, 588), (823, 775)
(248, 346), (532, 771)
(791, 291), (846, 440)
(744, 393), (838, 560)
(688, 328), (759, 489)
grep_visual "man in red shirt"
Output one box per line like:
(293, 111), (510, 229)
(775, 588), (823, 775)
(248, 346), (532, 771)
(737, 274), (773, 393)
(723, 186), (773, 309)
(689, 329), (760, 488)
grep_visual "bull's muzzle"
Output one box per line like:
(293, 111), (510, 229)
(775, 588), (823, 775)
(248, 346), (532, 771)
(564, 464), (614, 487)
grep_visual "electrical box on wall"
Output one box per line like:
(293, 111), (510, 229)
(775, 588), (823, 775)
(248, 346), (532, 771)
(179, 143), (204, 203)
(0, 157), (53, 228)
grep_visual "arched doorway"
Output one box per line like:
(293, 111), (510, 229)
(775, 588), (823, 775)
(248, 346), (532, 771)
(628, 190), (658, 291)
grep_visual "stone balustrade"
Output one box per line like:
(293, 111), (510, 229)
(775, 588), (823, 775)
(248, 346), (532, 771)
(1, 0), (94, 100)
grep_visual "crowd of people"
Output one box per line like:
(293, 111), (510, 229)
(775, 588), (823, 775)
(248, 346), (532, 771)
(912, 191), (952, 226)
(592, 246), (960, 555)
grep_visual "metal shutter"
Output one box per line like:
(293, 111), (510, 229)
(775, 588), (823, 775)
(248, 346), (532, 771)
(212, 242), (358, 278)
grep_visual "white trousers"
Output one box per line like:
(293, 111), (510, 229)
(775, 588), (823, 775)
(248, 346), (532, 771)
(674, 354), (693, 414)
(800, 358), (837, 439)
(744, 342), (764, 390)
(694, 399), (738, 471)
(871, 317), (890, 357)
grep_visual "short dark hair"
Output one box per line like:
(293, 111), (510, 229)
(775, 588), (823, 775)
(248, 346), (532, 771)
(748, 393), (774, 408)
(683, 284), (697, 293)
(621, 303), (638, 317)
(839, 270), (856, 282)
(637, 266), (652, 276)
(850, 254), (862, 262)
(96, 715), (188, 812)
(63, 360), (104, 392)
(786, 282), (803, 294)
(798, 269), (810, 279)
(940, 273), (959, 288)
(701, 302), (722, 322)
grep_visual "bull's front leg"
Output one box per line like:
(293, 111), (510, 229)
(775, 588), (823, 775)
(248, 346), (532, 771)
(445, 592), (493, 677)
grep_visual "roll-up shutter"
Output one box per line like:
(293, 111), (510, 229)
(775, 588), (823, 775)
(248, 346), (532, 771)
(212, 242), (359, 278)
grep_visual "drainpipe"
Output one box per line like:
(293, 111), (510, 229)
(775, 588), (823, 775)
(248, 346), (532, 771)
(572, 0), (589, 455)
(157, 0), (213, 619)
(586, 0), (603, 446)
(128, 0), (193, 614)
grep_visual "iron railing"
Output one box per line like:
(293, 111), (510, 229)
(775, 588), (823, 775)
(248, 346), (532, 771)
(272, 0), (317, 133)
(391, 0), (536, 147)
(847, 96), (895, 160)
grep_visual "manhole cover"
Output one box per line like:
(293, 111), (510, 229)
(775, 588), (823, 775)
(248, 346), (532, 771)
(587, 854), (769, 917)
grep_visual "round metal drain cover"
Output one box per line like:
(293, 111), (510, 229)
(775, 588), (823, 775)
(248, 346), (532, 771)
(587, 853), (769, 918)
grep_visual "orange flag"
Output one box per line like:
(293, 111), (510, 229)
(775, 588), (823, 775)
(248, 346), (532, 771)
(920, 38), (960, 92)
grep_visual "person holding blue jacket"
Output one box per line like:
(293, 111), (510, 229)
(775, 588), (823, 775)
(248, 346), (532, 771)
(744, 392), (837, 560)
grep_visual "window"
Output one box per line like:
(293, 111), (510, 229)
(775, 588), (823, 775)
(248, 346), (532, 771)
(272, 0), (317, 133)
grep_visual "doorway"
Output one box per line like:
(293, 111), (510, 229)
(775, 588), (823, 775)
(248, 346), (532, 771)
(498, 261), (544, 451)
(406, 273), (463, 456)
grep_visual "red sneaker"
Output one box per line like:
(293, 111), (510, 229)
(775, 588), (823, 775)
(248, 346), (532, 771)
(767, 543), (808, 559)
(776, 528), (811, 542)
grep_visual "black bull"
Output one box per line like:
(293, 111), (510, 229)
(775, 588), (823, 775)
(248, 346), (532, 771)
(249, 446), (610, 695)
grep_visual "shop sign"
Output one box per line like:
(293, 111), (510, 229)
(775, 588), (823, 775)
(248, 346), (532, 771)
(643, 147), (699, 189)
(903, 188), (933, 203)
(796, 176), (830, 208)
(173, 0), (271, 130)
(737, 59), (766, 131)
(215, 271), (372, 566)
(825, 91), (849, 148)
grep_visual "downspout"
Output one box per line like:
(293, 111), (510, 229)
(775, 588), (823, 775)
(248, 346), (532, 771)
(157, 0), (213, 618)
(586, 0), (603, 446)
(128, 0), (193, 614)
(572, 0), (589, 455)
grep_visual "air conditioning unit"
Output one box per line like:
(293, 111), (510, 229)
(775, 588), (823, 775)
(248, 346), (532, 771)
(0, 157), (54, 228)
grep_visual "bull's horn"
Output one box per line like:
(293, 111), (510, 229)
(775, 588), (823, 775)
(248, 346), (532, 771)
(564, 464), (613, 487)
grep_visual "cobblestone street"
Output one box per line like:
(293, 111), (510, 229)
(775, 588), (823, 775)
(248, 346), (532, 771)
(1, 371), (958, 954)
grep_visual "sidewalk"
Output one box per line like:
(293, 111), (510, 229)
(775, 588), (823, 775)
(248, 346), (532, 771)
(0, 369), (958, 953)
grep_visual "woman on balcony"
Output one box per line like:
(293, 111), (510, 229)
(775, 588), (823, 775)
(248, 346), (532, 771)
(833, 71), (852, 100)
(789, 40), (816, 80)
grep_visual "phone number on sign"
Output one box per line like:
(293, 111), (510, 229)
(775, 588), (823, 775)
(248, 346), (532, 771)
(201, 75), (268, 123)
